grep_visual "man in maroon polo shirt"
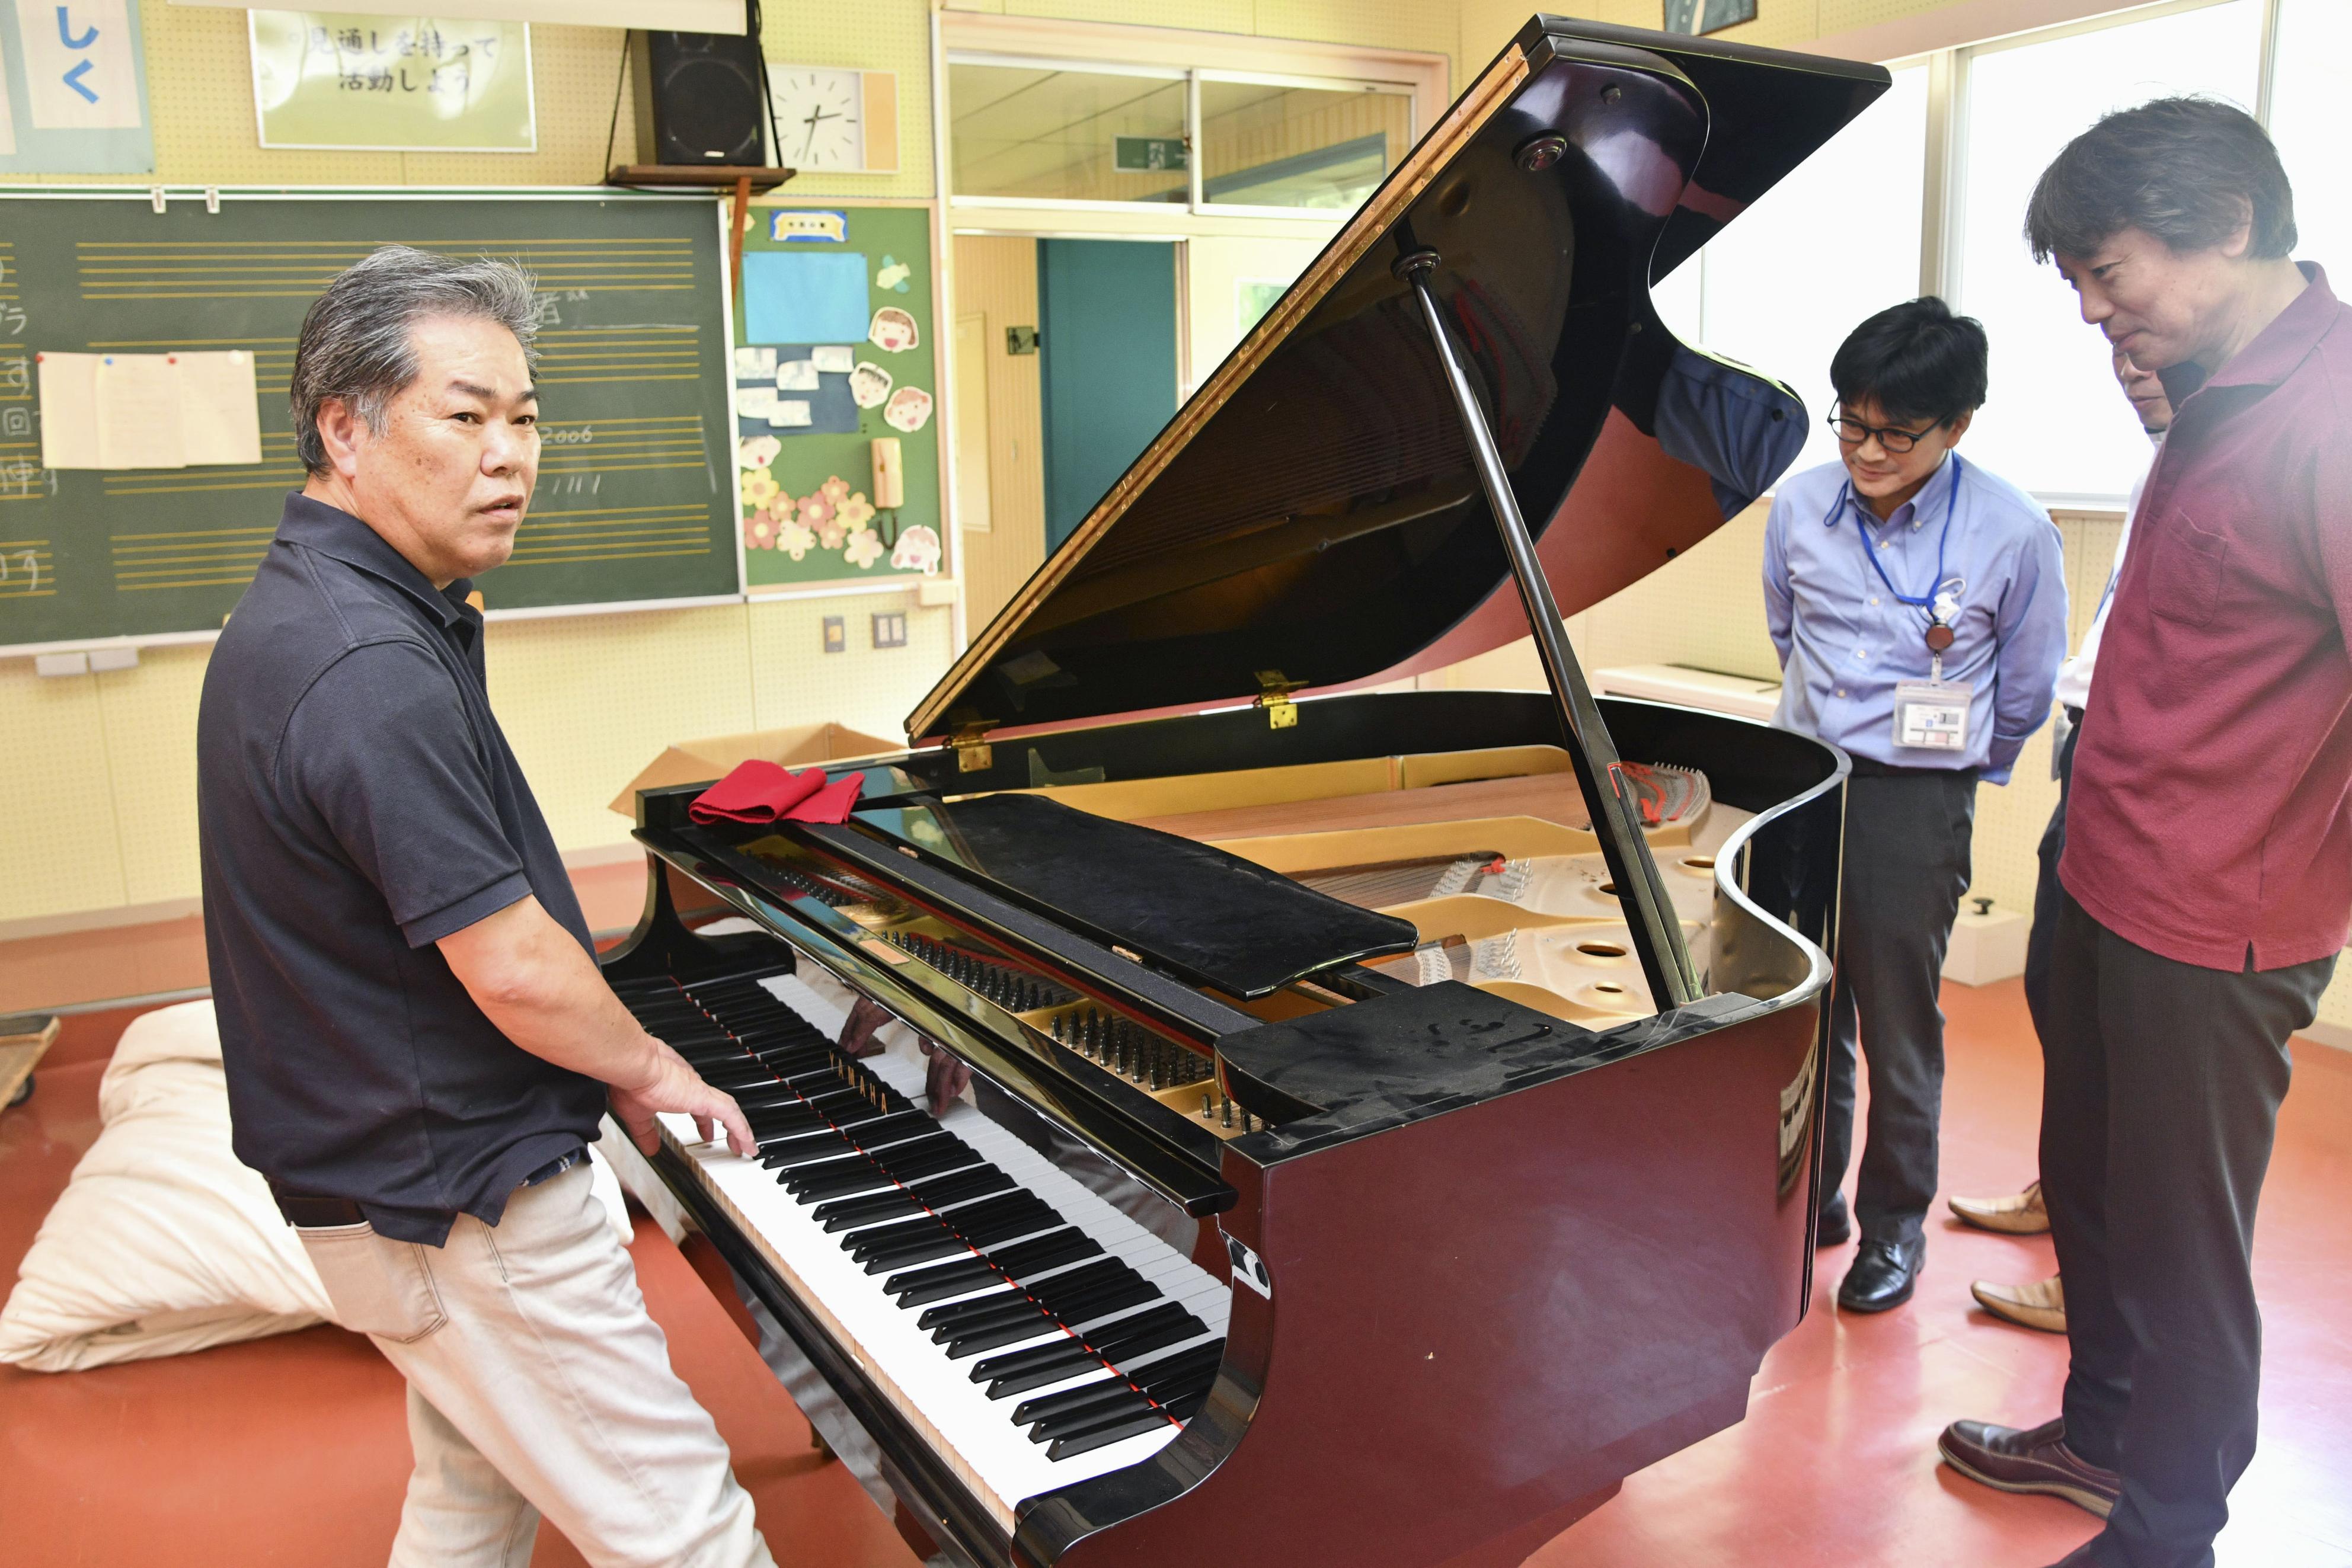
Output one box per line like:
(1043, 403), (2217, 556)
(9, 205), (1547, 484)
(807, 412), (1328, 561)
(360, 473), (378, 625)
(1936, 98), (2350, 1568)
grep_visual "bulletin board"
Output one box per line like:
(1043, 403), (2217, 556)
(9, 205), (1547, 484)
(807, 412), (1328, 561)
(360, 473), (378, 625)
(731, 200), (948, 593)
(0, 187), (740, 652)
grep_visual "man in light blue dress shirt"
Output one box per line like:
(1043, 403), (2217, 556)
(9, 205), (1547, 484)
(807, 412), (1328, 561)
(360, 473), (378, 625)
(1763, 297), (2068, 1313)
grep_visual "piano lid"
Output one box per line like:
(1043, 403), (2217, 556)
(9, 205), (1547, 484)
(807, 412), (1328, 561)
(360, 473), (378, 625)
(907, 19), (1886, 746)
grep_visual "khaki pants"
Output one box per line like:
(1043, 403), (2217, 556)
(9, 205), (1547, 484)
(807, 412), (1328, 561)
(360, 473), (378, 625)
(299, 1163), (774, 1568)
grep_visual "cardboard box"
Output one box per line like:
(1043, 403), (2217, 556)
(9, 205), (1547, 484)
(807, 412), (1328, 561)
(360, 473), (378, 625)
(609, 722), (900, 818)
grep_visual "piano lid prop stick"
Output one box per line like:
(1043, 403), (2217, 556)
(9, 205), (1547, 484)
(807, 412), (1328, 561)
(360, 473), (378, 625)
(1392, 246), (1701, 1011)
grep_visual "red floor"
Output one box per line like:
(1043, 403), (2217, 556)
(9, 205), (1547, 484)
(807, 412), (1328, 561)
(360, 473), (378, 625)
(2, 979), (2345, 1566)
(1537, 979), (2352, 1568)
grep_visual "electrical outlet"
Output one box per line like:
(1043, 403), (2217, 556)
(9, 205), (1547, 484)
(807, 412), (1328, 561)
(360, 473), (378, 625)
(822, 616), (846, 654)
(871, 611), (907, 649)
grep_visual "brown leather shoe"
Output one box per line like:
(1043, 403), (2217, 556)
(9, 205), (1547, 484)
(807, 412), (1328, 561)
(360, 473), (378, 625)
(1948, 1179), (2050, 1234)
(1972, 1272), (2066, 1333)
(1938, 1417), (2118, 1518)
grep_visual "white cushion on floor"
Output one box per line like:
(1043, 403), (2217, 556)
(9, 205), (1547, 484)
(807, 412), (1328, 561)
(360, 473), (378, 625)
(0, 1000), (633, 1372)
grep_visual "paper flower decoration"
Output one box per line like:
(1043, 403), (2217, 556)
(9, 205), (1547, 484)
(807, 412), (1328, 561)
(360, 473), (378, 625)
(740, 468), (781, 510)
(890, 524), (942, 574)
(845, 530), (885, 569)
(795, 491), (833, 529)
(779, 522), (815, 561)
(737, 434), (781, 470)
(819, 475), (851, 507)
(742, 510), (776, 551)
(837, 491), (875, 532)
(816, 517), (848, 550)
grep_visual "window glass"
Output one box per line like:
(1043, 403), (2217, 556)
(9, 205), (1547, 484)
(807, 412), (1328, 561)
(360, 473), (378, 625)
(950, 63), (1188, 203)
(1952, 1), (2262, 500)
(1689, 64), (1929, 481)
(1199, 79), (1411, 210)
(2268, 0), (2352, 284)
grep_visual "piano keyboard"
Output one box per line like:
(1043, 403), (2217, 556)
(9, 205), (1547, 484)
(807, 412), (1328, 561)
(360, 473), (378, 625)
(611, 960), (1232, 1530)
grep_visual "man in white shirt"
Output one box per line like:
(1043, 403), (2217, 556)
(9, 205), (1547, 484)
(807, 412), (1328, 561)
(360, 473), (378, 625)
(1946, 345), (2173, 1333)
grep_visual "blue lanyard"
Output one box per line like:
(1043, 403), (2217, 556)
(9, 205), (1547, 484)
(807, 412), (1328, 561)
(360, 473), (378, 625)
(1836, 454), (1963, 614)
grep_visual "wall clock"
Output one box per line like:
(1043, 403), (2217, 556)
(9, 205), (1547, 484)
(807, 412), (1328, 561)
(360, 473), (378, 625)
(768, 65), (898, 173)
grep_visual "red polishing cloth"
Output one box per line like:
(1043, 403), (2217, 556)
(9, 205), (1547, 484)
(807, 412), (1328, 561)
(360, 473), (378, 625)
(688, 761), (864, 825)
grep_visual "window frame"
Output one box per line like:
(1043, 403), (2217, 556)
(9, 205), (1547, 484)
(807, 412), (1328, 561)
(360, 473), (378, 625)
(1676, 0), (2292, 507)
(935, 14), (1444, 225)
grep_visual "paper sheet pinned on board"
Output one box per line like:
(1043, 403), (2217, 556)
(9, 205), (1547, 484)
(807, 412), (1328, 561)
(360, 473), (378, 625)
(776, 359), (819, 392)
(811, 345), (855, 374)
(36, 350), (263, 471)
(770, 400), (813, 428)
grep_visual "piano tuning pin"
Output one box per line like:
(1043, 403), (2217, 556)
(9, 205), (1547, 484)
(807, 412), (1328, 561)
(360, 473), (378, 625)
(1201, 1090), (1213, 1118)
(1220, 1095), (1233, 1128)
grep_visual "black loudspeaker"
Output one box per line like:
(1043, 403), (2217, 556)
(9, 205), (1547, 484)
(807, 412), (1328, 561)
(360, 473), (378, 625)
(631, 30), (767, 166)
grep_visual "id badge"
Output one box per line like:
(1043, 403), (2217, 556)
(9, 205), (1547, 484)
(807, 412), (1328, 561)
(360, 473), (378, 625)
(1893, 679), (1972, 751)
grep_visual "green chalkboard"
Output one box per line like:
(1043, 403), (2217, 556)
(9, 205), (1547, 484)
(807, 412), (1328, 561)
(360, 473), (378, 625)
(0, 188), (740, 651)
(734, 202), (945, 591)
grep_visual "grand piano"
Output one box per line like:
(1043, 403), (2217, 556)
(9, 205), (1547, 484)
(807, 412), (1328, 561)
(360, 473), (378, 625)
(604, 17), (1880, 1567)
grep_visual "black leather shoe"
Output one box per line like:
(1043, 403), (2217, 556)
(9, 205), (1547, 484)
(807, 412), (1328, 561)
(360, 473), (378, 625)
(1839, 1236), (1924, 1312)
(1815, 1192), (1851, 1247)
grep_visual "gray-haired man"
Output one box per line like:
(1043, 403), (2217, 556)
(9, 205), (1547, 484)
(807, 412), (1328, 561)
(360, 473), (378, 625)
(199, 247), (774, 1568)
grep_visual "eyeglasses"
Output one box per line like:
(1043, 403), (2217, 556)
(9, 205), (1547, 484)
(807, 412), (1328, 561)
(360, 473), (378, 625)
(1827, 412), (1947, 454)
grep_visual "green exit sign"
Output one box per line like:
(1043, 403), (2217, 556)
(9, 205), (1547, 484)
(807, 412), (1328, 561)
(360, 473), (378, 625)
(1114, 136), (1189, 172)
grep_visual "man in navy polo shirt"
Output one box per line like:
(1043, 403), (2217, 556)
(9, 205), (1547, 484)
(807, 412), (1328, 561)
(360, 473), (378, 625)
(1939, 99), (2351, 1568)
(199, 247), (772, 1568)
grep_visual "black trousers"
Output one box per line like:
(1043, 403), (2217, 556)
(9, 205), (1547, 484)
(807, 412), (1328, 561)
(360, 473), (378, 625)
(2041, 891), (2332, 1568)
(2022, 712), (2083, 1041)
(1819, 768), (1977, 1246)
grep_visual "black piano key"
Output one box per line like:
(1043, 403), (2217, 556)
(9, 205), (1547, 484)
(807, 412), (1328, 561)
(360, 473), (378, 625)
(1159, 1387), (1210, 1423)
(970, 1301), (1177, 1385)
(732, 1084), (813, 1112)
(1012, 1374), (1126, 1427)
(942, 1199), (1062, 1254)
(1006, 1276), (1157, 1340)
(1124, 1341), (1226, 1394)
(814, 1189), (923, 1233)
(761, 1136), (855, 1172)
(979, 1342), (1100, 1397)
(1027, 1388), (1153, 1442)
(981, 1306), (1204, 1398)
(884, 1228), (1094, 1308)
(1027, 1348), (1221, 1446)
(923, 1259), (1136, 1340)
(918, 1252), (1128, 1333)
(848, 1192), (1043, 1261)
(1044, 1410), (1175, 1462)
(842, 1211), (961, 1257)
(864, 1137), (980, 1185)
(942, 1310), (1062, 1359)
(901, 1164), (1015, 1213)
(858, 1230), (974, 1273)
(792, 1160), (908, 1203)
(813, 1166), (1012, 1233)
(779, 1128), (953, 1183)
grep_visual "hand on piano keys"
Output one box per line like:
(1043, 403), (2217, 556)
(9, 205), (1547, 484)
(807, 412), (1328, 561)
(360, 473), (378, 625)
(609, 1035), (757, 1157)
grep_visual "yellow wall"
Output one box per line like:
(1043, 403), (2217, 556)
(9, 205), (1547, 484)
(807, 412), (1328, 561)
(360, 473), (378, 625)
(0, 0), (1469, 932)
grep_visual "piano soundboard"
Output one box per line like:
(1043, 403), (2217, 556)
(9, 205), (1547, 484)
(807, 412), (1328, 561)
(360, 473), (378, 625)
(615, 962), (1231, 1529)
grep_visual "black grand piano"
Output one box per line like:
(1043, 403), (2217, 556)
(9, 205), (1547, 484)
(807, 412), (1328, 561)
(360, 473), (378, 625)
(604, 17), (1877, 1567)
